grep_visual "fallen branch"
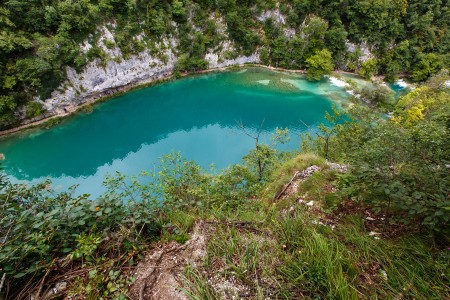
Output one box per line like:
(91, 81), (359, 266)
(139, 281), (147, 300)
(34, 265), (52, 300)
(274, 171), (300, 200)
(0, 273), (5, 293)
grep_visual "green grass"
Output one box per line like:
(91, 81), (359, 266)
(274, 207), (359, 299)
(182, 266), (221, 300)
(263, 153), (326, 201)
(333, 217), (450, 299)
(160, 210), (196, 243)
(178, 154), (450, 300)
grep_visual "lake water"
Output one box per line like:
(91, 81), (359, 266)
(0, 68), (353, 197)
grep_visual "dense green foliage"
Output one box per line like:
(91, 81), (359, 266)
(305, 49), (334, 80)
(303, 71), (450, 231)
(0, 175), (161, 298)
(1, 70), (449, 296)
(0, 0), (449, 296)
(0, 143), (290, 297)
(1, 0), (449, 128)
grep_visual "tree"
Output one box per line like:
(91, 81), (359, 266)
(324, 25), (348, 67)
(358, 83), (395, 107)
(302, 15), (328, 56)
(332, 76), (450, 231)
(271, 37), (289, 67)
(305, 49), (334, 80)
(411, 53), (443, 82)
(171, 0), (187, 22)
(358, 59), (377, 80)
(300, 105), (345, 160)
(239, 120), (289, 181)
(15, 58), (52, 88)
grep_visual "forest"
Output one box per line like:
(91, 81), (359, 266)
(0, 0), (449, 128)
(0, 0), (449, 299)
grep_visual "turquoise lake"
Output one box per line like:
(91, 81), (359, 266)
(0, 68), (352, 197)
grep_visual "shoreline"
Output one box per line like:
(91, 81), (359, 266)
(0, 64), (353, 137)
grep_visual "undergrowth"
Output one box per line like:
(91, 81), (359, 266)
(177, 153), (450, 300)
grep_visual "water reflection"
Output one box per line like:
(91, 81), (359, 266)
(0, 68), (349, 196)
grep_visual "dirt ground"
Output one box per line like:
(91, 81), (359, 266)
(128, 221), (210, 300)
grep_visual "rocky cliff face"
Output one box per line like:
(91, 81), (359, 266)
(37, 9), (370, 118)
(40, 25), (260, 116)
(42, 34), (178, 114)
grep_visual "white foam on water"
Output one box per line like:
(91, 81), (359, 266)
(346, 90), (360, 98)
(256, 79), (270, 85)
(280, 78), (343, 96)
(395, 79), (409, 88)
(329, 77), (349, 88)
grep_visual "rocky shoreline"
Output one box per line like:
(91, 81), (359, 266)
(0, 63), (257, 136)
(0, 62), (370, 137)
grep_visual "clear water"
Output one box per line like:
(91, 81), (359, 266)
(388, 82), (408, 98)
(0, 68), (351, 197)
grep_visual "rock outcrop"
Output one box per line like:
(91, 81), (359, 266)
(41, 27), (260, 116)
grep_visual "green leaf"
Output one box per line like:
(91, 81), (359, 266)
(13, 272), (27, 278)
(33, 221), (45, 228)
(109, 286), (118, 292)
(89, 269), (97, 278)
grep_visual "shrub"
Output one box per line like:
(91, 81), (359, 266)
(0, 176), (160, 292)
(358, 59), (377, 80)
(26, 101), (44, 118)
(334, 100), (449, 231)
(358, 83), (395, 107)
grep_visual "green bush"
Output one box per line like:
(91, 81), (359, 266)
(411, 53), (443, 82)
(358, 83), (395, 108)
(333, 86), (449, 231)
(175, 55), (209, 72)
(26, 101), (44, 118)
(0, 176), (160, 291)
(358, 59), (377, 80)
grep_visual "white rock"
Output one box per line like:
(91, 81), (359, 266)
(45, 281), (67, 298)
(345, 41), (373, 62)
(205, 52), (260, 69)
(256, 9), (286, 24)
(41, 31), (262, 115)
(42, 36), (179, 113)
(306, 201), (314, 206)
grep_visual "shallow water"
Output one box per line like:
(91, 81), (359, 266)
(0, 68), (352, 197)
